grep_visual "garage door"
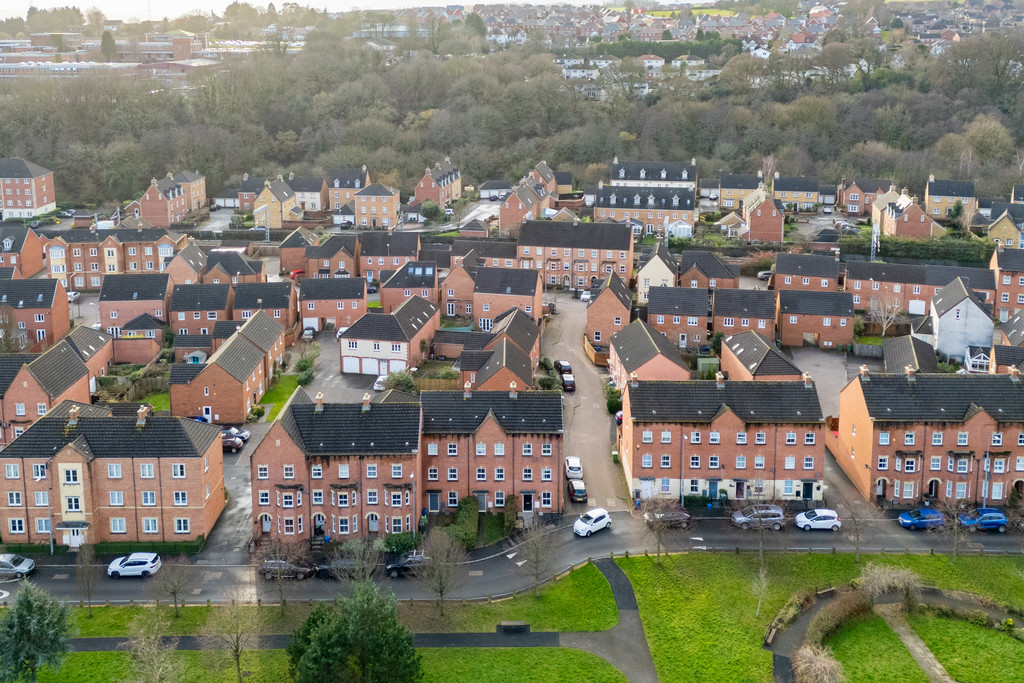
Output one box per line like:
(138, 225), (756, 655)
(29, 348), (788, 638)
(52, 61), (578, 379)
(908, 300), (926, 316)
(302, 317), (319, 331)
(389, 360), (407, 373)
(342, 357), (360, 374)
(361, 358), (380, 375)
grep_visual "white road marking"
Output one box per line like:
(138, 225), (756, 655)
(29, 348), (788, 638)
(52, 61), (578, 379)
(191, 588), (203, 595)
(0, 590), (9, 599)
(469, 570), (483, 577)
(505, 552), (517, 560)
(52, 574), (68, 580)
(690, 536), (704, 542)
(515, 560), (528, 567)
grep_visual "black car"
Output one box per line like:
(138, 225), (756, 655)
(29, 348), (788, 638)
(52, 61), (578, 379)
(222, 435), (244, 453)
(561, 373), (576, 391)
(366, 284), (378, 293)
(258, 559), (314, 580)
(643, 509), (692, 530)
(221, 426), (251, 442)
(385, 551), (428, 578)
(554, 360), (572, 375)
(568, 479), (588, 503)
(314, 558), (358, 579)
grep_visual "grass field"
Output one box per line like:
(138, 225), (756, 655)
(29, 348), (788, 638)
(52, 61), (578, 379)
(259, 374), (299, 420)
(618, 553), (1024, 683)
(828, 614), (928, 682)
(905, 613), (1024, 683)
(38, 650), (289, 683)
(420, 648), (626, 682)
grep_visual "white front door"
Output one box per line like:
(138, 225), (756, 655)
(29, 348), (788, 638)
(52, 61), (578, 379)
(202, 406), (212, 420)
(65, 529), (84, 548)
(447, 303), (455, 316)
(678, 333), (686, 347)
(640, 479), (653, 499)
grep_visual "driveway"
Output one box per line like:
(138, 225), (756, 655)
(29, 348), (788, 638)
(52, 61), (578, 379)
(542, 289), (632, 513)
(300, 327), (383, 402)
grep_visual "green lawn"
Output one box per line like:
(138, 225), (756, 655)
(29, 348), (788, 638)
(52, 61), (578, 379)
(828, 614), (927, 683)
(259, 374), (299, 420)
(399, 562), (617, 633)
(906, 613), (1024, 683)
(420, 648), (626, 682)
(38, 650), (289, 683)
(73, 603), (313, 638)
(854, 335), (884, 345)
(618, 553), (1024, 683)
(479, 514), (507, 547)
(143, 391), (170, 411)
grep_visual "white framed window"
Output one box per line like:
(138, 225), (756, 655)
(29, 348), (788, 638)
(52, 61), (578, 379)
(785, 432), (796, 445)
(494, 443), (505, 456)
(522, 468), (533, 481)
(4, 464), (18, 479)
(642, 455), (653, 468)
(257, 465), (268, 480)
(33, 491), (47, 507)
(171, 463), (186, 478)
(110, 518), (126, 534)
(784, 456), (795, 470)
(522, 444), (533, 456)
(283, 465), (295, 479)
(175, 518), (190, 534)
(7, 491), (20, 507)
(447, 467), (458, 481)
(661, 455), (671, 468)
(804, 432), (815, 445)
(140, 463), (154, 478)
(143, 518), (158, 534)
(992, 433), (1003, 446)
(495, 467), (505, 481)
(173, 491), (187, 506)
(904, 432), (915, 446)
(108, 463), (122, 479)
(642, 430), (653, 443)
(367, 490), (378, 504)
(690, 431), (701, 444)
(755, 432), (766, 445)
(31, 464), (46, 479)
(932, 432), (943, 446)
(957, 432), (968, 446)
(427, 467), (438, 481)
(754, 456), (765, 469)
(109, 491), (124, 506)
(877, 456), (888, 470)
(448, 443), (458, 456)
(142, 491), (156, 506)
(542, 468), (552, 481)
(803, 456), (814, 470)
(8, 519), (24, 534)
(689, 455), (699, 468)
(709, 431), (720, 445)
(709, 456), (719, 469)
(476, 467), (486, 481)
(366, 464), (377, 478)
(736, 455), (746, 469)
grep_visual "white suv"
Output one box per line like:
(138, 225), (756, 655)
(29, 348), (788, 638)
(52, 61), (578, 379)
(564, 456), (583, 480)
(107, 552), (162, 578)
(574, 508), (611, 537)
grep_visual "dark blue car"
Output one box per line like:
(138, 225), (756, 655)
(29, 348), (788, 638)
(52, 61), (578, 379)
(958, 508), (1008, 533)
(898, 508), (945, 530)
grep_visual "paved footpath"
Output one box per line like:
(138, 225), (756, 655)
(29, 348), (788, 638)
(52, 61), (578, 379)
(66, 559), (659, 682)
(874, 603), (954, 683)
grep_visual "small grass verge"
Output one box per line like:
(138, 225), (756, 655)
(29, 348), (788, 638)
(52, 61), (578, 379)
(142, 391), (170, 411)
(398, 562), (617, 633)
(905, 612), (1024, 683)
(479, 514), (507, 547)
(38, 650), (289, 683)
(419, 647), (627, 682)
(828, 614), (927, 682)
(259, 374), (299, 420)
(73, 603), (314, 638)
(854, 335), (883, 345)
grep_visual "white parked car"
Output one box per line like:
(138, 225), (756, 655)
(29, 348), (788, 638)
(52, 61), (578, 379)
(67, 291), (80, 303)
(574, 508), (611, 537)
(564, 456), (583, 480)
(373, 375), (388, 391)
(795, 508), (841, 532)
(579, 290), (592, 302)
(107, 552), (162, 578)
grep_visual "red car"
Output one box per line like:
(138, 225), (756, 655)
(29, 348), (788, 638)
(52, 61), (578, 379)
(289, 269), (305, 280)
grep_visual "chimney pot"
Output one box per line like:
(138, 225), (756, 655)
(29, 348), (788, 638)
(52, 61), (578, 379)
(715, 371), (725, 388)
(136, 405), (148, 426)
(362, 393), (371, 411)
(314, 392), (324, 412)
(464, 381), (472, 399)
(67, 405), (81, 427)
(243, 172), (249, 181)
(859, 365), (870, 380)
(905, 365), (916, 381)
(929, 174), (935, 182)
(509, 381), (518, 398)
(757, 169), (763, 178)
(802, 372), (813, 389)
(151, 177), (158, 186)
(1011, 365), (1021, 382)
(774, 171), (780, 179)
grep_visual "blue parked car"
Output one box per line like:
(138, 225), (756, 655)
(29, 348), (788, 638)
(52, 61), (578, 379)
(898, 508), (945, 530)
(958, 508), (1008, 533)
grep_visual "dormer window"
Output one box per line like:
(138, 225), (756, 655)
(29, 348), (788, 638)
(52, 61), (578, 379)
(634, 194), (641, 206)
(609, 193), (616, 205)
(660, 169), (667, 179)
(333, 179), (339, 188)
(682, 170), (689, 180)
(2, 239), (11, 251)
(639, 169), (646, 179)
(355, 181), (360, 188)
(618, 168), (625, 178)
(672, 195), (679, 207)
(647, 194), (655, 207)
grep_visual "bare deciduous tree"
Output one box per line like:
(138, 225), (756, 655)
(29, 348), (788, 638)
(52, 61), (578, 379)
(120, 611), (182, 683)
(752, 566), (770, 618)
(840, 502), (868, 564)
(150, 556), (195, 618)
(935, 496), (969, 563)
(859, 563), (922, 611)
(417, 531), (468, 615)
(0, 305), (29, 353)
(514, 518), (558, 594)
(792, 643), (845, 683)
(254, 538), (309, 614)
(640, 496), (687, 563)
(326, 538), (383, 584)
(869, 295), (904, 338)
(75, 544), (102, 618)
(201, 591), (262, 683)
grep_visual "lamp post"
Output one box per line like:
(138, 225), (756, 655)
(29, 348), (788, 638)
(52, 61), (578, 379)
(33, 475), (53, 556)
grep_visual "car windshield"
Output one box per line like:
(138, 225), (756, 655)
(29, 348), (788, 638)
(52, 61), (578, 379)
(965, 510), (982, 520)
(9, 555), (24, 564)
(580, 513), (594, 523)
(740, 508), (754, 517)
(908, 510), (923, 519)
(804, 511), (818, 520)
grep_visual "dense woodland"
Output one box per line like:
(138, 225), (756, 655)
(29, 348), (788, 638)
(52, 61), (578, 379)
(3, 3), (1024, 209)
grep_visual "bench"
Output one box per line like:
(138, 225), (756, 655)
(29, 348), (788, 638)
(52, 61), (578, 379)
(764, 627), (777, 647)
(498, 621), (529, 634)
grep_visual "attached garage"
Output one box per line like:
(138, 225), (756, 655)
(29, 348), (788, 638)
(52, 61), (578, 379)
(361, 358), (381, 375)
(302, 316), (320, 331)
(388, 359), (407, 373)
(342, 356), (361, 374)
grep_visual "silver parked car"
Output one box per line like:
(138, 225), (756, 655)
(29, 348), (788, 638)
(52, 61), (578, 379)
(0, 554), (34, 579)
(731, 504), (785, 531)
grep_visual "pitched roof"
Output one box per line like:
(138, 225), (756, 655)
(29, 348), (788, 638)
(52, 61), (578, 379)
(206, 251), (263, 277)
(490, 308), (539, 352)
(0, 405), (220, 460)
(723, 331), (802, 377)
(298, 277), (365, 301)
(212, 321), (240, 339)
(327, 167), (369, 189)
(992, 345), (1024, 368)
(638, 242), (677, 271)
(610, 320), (689, 374)
(173, 170), (203, 183)
(882, 335), (939, 373)
(434, 330), (493, 350)
(855, 373), (1024, 423)
(169, 242), (207, 272)
(236, 309), (285, 352)
(0, 268), (14, 279)
(479, 180), (513, 191)
(170, 284), (230, 311)
(773, 176), (819, 193)
(996, 249), (1024, 272)
(0, 354), (37, 396)
(611, 160), (696, 183)
(924, 265), (994, 291)
(359, 231), (419, 257)
(98, 273), (170, 302)
(932, 277), (988, 317)
(287, 176), (326, 193)
(65, 326), (112, 362)
(0, 157), (50, 178)
(627, 379), (822, 424)
(677, 250), (738, 280)
(719, 174), (761, 190)
(280, 389), (420, 456)
(1003, 311), (1024, 346)
(594, 186), (695, 211)
(355, 183), (397, 197)
(207, 333), (263, 382)
(778, 291), (854, 317)
(533, 161), (556, 183)
(280, 227), (318, 249)
(519, 221), (632, 250)
(473, 267), (538, 296)
(383, 262), (437, 289)
(712, 289), (776, 319)
(775, 253), (839, 278)
(452, 239), (517, 260)
(477, 339), (533, 388)
(0, 279), (59, 309)
(232, 282), (292, 310)
(647, 286), (708, 317)
(259, 178), (295, 202)
(426, 159), (460, 184)
(844, 178), (892, 193)
(372, 389), (420, 404)
(169, 363), (207, 383)
(340, 296), (437, 343)
(928, 178), (975, 197)
(0, 225), (34, 254)
(120, 313), (164, 331)
(420, 390), (563, 434)
(593, 273), (633, 310)
(26, 340), (89, 397)
(305, 234), (358, 260)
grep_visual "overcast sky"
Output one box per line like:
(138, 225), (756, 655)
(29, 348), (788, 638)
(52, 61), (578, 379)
(19, 0), (606, 23)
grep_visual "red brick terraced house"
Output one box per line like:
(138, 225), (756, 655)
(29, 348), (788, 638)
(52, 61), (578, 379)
(339, 296), (439, 376)
(777, 291), (855, 349)
(440, 256), (478, 319)
(647, 286), (710, 349)
(472, 267), (543, 332)
(381, 261), (439, 314)
(279, 228), (318, 276)
(592, 183), (696, 237)
(0, 157), (55, 219)
(64, 326), (114, 392)
(46, 226), (185, 292)
(202, 251), (265, 285)
(420, 389), (565, 518)
(620, 377), (825, 503)
(518, 221), (634, 290)
(162, 242), (207, 285)
(991, 249), (1024, 322)
(741, 184), (785, 244)
(499, 183), (546, 236)
(465, 339), (534, 392)
(609, 320), (691, 390)
(125, 173), (193, 228)
(414, 158), (462, 207)
(837, 368), (1024, 506)
(169, 284), (233, 336)
(586, 273), (632, 349)
(677, 250), (739, 290)
(250, 389), (421, 542)
(771, 253), (841, 292)
(486, 308), (541, 369)
(0, 279), (70, 352)
(298, 277), (366, 333)
(881, 191), (946, 239)
(172, 171), (206, 213)
(0, 225), (45, 278)
(98, 273), (173, 338)
(721, 331), (803, 381)
(231, 282), (297, 332)
(0, 340), (91, 445)
(711, 289), (777, 339)
(0, 401), (224, 547)
(844, 261), (994, 317)
(210, 310), (286, 378)
(112, 313), (164, 365)
(304, 234), (360, 280)
(529, 161), (558, 195)
(839, 178), (894, 217)
(359, 232), (420, 284)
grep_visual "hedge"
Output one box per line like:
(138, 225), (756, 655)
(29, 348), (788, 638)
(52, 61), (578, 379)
(445, 496), (480, 551)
